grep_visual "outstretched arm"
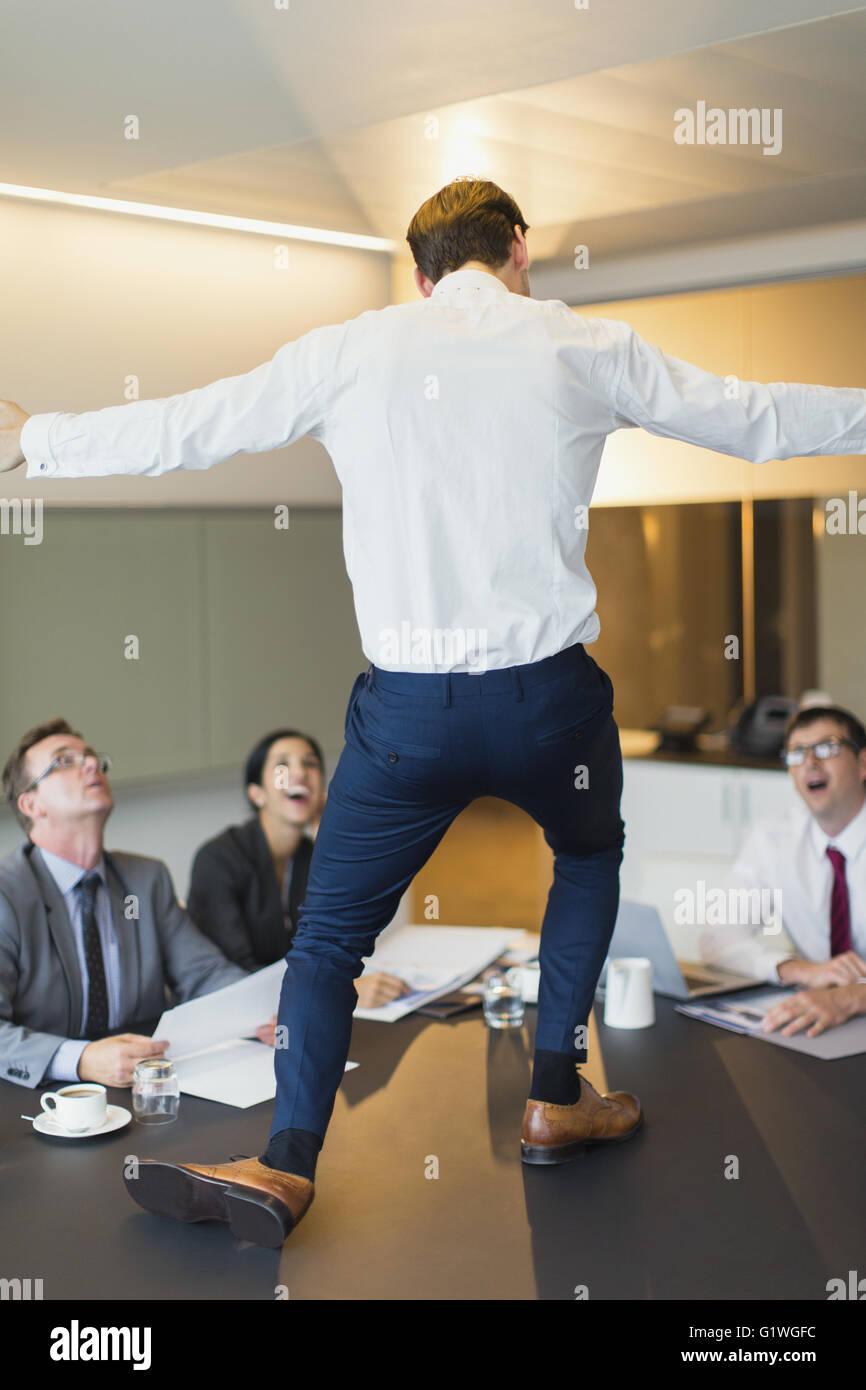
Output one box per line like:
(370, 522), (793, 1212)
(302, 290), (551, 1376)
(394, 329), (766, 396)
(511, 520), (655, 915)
(0, 401), (28, 473)
(586, 316), (866, 464)
(0, 317), (350, 480)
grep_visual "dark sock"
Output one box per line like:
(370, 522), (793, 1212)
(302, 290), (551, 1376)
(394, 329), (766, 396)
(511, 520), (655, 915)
(260, 1127), (323, 1180)
(530, 1048), (582, 1105)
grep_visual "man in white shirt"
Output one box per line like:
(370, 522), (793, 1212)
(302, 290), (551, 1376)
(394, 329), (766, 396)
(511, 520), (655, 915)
(700, 706), (866, 1038)
(2, 176), (866, 1247)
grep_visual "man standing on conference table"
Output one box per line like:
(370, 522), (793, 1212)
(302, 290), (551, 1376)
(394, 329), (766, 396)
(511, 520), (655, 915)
(2, 176), (866, 1250)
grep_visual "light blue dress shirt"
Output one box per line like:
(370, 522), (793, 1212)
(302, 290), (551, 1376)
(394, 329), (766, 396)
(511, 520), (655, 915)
(40, 847), (122, 1082)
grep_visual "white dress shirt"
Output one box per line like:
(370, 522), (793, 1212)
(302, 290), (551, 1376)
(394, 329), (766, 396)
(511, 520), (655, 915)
(21, 267), (866, 673)
(38, 847), (122, 1082)
(699, 797), (866, 982)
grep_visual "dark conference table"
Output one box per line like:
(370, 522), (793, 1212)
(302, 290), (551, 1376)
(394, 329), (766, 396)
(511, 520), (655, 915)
(2, 996), (863, 1301)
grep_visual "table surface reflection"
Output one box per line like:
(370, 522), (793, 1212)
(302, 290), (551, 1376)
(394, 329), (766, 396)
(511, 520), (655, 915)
(2, 998), (863, 1300)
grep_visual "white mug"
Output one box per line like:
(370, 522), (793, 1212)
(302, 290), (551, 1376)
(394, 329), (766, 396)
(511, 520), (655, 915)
(603, 957), (655, 1029)
(40, 1083), (107, 1132)
(519, 963), (540, 1004)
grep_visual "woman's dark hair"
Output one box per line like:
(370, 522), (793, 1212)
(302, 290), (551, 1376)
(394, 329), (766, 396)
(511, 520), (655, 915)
(244, 729), (325, 809)
(406, 176), (529, 285)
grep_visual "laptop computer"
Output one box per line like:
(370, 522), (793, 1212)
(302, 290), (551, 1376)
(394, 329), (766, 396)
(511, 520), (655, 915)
(601, 900), (764, 1001)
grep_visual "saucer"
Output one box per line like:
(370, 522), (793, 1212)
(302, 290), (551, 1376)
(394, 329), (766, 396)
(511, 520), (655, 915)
(32, 1104), (132, 1139)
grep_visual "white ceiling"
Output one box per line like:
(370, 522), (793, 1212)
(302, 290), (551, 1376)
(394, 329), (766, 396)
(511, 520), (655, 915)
(2, 0), (865, 270)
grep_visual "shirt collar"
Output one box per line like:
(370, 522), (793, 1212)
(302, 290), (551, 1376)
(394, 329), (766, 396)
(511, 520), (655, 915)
(38, 845), (107, 896)
(809, 796), (866, 862)
(430, 267), (509, 301)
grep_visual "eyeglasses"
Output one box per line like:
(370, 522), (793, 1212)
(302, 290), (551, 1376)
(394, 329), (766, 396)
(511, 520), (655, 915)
(24, 749), (112, 792)
(782, 737), (860, 768)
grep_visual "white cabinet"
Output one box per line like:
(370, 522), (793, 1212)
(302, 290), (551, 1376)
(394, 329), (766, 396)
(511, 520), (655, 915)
(736, 770), (795, 841)
(622, 763), (741, 857)
(620, 758), (795, 956)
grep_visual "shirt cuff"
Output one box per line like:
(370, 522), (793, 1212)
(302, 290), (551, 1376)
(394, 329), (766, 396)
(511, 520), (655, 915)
(45, 1038), (88, 1083)
(765, 952), (800, 984)
(21, 412), (62, 478)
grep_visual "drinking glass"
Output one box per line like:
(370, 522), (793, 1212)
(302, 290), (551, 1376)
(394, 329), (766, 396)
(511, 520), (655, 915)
(482, 968), (525, 1029)
(132, 1058), (180, 1125)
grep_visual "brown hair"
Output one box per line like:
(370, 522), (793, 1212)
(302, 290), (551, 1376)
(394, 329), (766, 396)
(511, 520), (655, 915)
(2, 717), (84, 833)
(406, 177), (530, 285)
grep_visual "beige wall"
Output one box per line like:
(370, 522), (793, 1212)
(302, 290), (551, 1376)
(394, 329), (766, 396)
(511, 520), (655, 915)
(1, 197), (392, 507)
(577, 274), (866, 506)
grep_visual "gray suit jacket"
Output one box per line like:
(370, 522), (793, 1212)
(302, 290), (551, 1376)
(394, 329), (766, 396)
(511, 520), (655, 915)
(0, 840), (247, 1089)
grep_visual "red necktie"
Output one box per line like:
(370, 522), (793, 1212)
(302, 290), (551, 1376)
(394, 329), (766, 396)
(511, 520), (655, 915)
(826, 847), (852, 956)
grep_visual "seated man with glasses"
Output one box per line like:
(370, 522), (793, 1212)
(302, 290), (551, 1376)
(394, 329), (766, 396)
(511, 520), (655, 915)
(699, 704), (866, 1037)
(0, 717), (273, 1091)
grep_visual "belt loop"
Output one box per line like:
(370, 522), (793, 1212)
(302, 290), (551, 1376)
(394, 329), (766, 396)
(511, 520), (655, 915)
(511, 665), (524, 702)
(442, 673), (452, 708)
(364, 664), (373, 689)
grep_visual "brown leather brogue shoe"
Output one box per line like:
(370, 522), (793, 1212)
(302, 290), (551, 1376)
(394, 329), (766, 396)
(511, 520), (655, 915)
(124, 1156), (314, 1247)
(521, 1077), (643, 1164)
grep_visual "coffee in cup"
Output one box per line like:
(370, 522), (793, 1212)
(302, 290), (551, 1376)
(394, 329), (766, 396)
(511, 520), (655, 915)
(40, 1083), (107, 1132)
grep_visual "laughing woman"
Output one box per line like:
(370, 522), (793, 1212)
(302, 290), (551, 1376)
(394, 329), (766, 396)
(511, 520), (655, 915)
(187, 728), (409, 1009)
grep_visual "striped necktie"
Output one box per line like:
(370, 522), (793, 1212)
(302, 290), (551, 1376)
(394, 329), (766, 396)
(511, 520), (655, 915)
(826, 847), (852, 956)
(76, 871), (109, 1037)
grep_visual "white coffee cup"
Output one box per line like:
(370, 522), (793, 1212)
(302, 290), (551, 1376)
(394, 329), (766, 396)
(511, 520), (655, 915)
(40, 1083), (107, 1132)
(603, 957), (655, 1029)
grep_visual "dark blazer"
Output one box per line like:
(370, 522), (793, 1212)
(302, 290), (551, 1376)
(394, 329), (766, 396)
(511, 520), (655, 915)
(0, 841), (247, 1089)
(187, 817), (314, 971)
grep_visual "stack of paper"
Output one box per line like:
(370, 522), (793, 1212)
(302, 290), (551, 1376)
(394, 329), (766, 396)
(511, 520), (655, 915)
(676, 987), (866, 1059)
(155, 925), (534, 1101)
(155, 962), (358, 1107)
(353, 925), (519, 1021)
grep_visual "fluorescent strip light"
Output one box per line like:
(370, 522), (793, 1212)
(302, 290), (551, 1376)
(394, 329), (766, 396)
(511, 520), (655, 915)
(0, 182), (397, 253)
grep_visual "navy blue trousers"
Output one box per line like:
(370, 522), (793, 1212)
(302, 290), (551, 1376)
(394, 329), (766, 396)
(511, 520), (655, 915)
(270, 640), (625, 1141)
